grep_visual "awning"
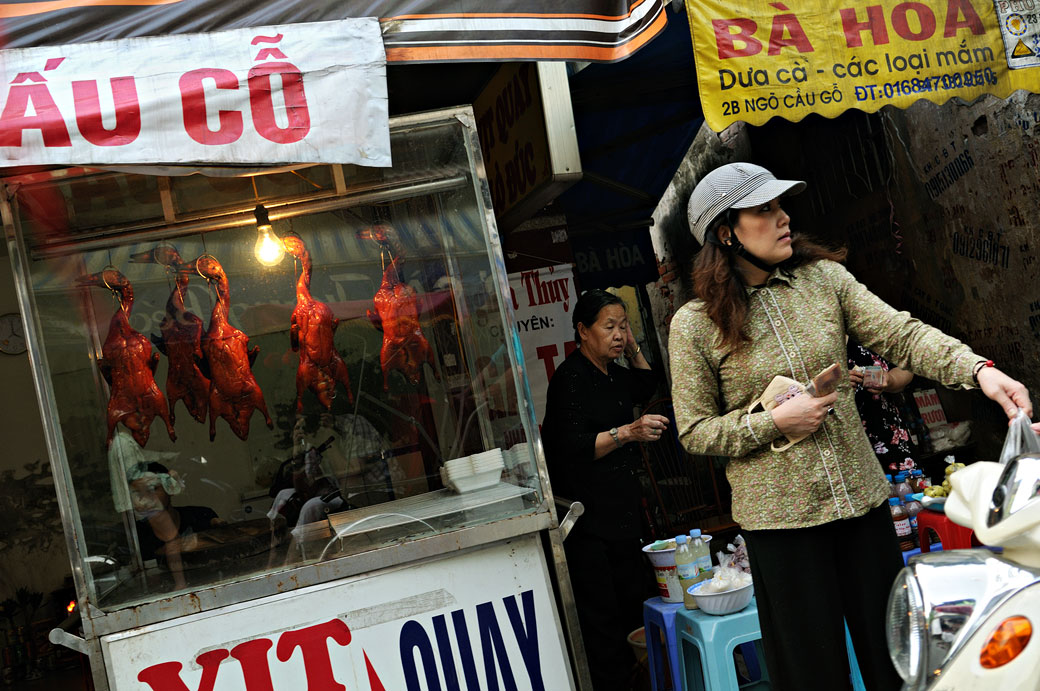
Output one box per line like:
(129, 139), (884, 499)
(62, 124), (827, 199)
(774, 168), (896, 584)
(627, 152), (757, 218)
(556, 5), (703, 229)
(0, 0), (668, 64)
(685, 0), (1040, 131)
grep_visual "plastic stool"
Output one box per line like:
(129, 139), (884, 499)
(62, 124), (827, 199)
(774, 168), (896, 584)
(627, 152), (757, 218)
(917, 509), (977, 552)
(643, 597), (684, 691)
(677, 598), (769, 691)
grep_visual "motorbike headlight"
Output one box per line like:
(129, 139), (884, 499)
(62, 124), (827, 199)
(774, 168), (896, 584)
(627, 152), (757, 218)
(887, 566), (926, 685)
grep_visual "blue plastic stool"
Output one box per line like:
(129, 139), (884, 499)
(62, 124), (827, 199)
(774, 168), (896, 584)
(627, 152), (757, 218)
(643, 597), (684, 691)
(677, 598), (768, 691)
(845, 621), (867, 691)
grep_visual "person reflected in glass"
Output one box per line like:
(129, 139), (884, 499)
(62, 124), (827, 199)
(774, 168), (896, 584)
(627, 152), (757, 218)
(671, 162), (1038, 691)
(541, 288), (666, 691)
(130, 462), (223, 590)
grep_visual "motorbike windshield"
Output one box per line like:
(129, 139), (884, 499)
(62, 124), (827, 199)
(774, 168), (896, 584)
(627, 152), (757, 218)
(989, 453), (1040, 527)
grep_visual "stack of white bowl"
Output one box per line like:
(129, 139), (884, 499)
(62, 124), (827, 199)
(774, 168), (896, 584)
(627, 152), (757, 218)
(504, 442), (529, 468)
(440, 448), (505, 493)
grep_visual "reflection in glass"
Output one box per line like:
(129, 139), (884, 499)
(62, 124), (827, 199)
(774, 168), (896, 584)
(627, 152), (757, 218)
(8, 117), (543, 611)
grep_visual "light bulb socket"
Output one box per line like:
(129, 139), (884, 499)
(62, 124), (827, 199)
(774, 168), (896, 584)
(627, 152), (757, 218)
(254, 204), (271, 227)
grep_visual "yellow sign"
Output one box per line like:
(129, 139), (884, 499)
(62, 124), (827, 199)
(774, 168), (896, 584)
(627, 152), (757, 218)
(685, 0), (1040, 131)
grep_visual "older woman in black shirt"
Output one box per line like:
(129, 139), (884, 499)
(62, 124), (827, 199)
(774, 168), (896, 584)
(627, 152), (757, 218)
(542, 289), (667, 691)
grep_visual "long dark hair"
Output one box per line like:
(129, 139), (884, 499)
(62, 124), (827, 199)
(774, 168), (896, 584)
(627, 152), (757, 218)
(691, 211), (846, 350)
(572, 289), (625, 343)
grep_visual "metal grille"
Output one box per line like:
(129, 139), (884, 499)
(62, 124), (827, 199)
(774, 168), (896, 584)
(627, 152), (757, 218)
(639, 397), (734, 535)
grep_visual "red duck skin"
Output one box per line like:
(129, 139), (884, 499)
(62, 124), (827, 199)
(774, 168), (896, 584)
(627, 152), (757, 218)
(130, 246), (210, 425)
(78, 268), (176, 448)
(367, 256), (436, 391)
(283, 234), (353, 411)
(191, 254), (273, 441)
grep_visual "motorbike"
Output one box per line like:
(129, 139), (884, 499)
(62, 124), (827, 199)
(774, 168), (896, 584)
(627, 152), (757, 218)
(886, 450), (1040, 690)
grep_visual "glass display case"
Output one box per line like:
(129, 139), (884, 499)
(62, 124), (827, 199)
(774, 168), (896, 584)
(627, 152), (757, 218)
(3, 109), (552, 621)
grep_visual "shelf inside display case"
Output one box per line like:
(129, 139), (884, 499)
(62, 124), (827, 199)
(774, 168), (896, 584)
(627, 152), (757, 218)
(293, 482), (538, 559)
(3, 108), (549, 616)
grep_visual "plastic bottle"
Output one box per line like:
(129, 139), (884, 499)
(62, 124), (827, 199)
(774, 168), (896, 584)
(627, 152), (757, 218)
(889, 497), (915, 552)
(906, 470), (919, 493)
(894, 473), (913, 502)
(912, 469), (931, 491)
(885, 474), (897, 499)
(674, 535), (699, 609)
(688, 528), (713, 583)
(905, 494), (923, 547)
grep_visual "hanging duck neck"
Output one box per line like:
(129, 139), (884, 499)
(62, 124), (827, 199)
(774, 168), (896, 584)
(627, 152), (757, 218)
(209, 278), (232, 322)
(168, 273), (190, 316)
(112, 286), (134, 319)
(294, 249), (313, 300)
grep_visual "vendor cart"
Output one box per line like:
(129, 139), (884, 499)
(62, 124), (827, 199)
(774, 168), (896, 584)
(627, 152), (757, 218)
(2, 106), (586, 690)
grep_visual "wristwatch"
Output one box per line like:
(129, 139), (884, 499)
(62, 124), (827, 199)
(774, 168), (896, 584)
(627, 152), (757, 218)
(609, 427), (621, 448)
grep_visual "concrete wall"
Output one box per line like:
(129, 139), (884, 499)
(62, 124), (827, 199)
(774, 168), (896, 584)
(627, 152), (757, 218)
(881, 93), (1040, 393)
(646, 122), (752, 380)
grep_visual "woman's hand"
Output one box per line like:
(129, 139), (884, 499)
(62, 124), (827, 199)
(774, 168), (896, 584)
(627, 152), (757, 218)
(624, 326), (638, 353)
(621, 414), (670, 443)
(976, 367), (1040, 431)
(849, 367), (864, 388)
(865, 370), (888, 395)
(770, 391), (838, 437)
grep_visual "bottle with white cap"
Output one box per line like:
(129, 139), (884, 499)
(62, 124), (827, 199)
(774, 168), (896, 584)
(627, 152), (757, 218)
(674, 535), (698, 608)
(688, 529), (713, 583)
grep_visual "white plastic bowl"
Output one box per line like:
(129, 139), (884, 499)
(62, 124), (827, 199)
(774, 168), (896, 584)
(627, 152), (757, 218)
(451, 468), (502, 493)
(444, 457), (470, 472)
(688, 581), (754, 615)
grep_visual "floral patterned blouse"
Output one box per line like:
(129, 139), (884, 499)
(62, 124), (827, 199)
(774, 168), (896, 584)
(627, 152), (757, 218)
(847, 342), (918, 474)
(668, 260), (982, 530)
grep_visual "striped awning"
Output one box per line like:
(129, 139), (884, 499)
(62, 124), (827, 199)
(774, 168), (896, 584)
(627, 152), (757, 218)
(0, 0), (668, 63)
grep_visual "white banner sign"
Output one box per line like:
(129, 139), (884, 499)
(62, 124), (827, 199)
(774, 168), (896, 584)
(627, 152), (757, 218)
(508, 264), (577, 424)
(0, 19), (390, 166)
(102, 536), (573, 691)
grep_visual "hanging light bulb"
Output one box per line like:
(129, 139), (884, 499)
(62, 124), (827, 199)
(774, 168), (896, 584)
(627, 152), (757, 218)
(253, 204), (285, 267)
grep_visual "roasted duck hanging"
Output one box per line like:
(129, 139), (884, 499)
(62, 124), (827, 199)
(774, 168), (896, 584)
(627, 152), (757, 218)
(283, 235), (353, 411)
(361, 226), (436, 391)
(130, 245), (210, 425)
(189, 254), (273, 441)
(77, 268), (176, 447)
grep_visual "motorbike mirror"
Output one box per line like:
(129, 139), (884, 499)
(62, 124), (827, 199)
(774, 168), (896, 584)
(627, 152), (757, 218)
(988, 452), (1040, 527)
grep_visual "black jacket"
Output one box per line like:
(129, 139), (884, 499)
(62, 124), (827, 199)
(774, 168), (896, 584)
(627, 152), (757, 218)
(541, 350), (658, 540)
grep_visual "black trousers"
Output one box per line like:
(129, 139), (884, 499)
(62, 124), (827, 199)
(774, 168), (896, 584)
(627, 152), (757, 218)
(743, 503), (905, 691)
(565, 533), (648, 691)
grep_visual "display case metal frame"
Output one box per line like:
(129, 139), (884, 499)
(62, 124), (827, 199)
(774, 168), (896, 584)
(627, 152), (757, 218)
(1, 106), (590, 689)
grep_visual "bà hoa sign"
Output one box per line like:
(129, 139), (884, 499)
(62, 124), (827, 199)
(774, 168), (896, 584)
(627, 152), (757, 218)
(0, 19), (390, 166)
(685, 0), (1040, 131)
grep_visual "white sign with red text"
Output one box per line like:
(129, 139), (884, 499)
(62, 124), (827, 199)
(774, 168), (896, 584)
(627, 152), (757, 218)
(102, 535), (573, 691)
(508, 264), (577, 423)
(0, 19), (390, 166)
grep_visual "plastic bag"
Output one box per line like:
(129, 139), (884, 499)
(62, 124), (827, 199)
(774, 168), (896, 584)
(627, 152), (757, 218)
(725, 535), (751, 574)
(700, 551), (752, 594)
(998, 408), (1040, 465)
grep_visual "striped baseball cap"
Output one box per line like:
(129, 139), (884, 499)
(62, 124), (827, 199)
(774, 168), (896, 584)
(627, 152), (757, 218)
(687, 162), (806, 245)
